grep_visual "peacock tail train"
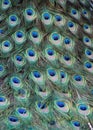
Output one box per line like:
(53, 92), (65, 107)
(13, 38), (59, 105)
(0, 0), (93, 130)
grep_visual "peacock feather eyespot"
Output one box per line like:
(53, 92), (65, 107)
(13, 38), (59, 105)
(71, 9), (77, 15)
(32, 31), (38, 38)
(84, 62), (92, 69)
(8, 116), (18, 122)
(16, 31), (23, 38)
(3, 0), (9, 5)
(26, 9), (33, 16)
(64, 55), (70, 61)
(72, 121), (80, 127)
(68, 21), (74, 28)
(85, 49), (92, 56)
(78, 104), (88, 111)
(28, 49), (35, 57)
(17, 108), (27, 114)
(12, 77), (20, 84)
(48, 69), (56, 76)
(47, 49), (54, 56)
(0, 65), (4, 72)
(64, 37), (71, 44)
(55, 15), (62, 22)
(52, 33), (60, 41)
(56, 101), (65, 108)
(0, 97), (6, 102)
(37, 102), (46, 109)
(43, 12), (50, 20)
(74, 75), (82, 81)
(60, 71), (66, 78)
(33, 71), (41, 78)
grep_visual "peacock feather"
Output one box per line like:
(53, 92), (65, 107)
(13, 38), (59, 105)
(0, 0), (93, 130)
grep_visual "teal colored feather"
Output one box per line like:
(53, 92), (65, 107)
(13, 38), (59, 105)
(0, 0), (93, 130)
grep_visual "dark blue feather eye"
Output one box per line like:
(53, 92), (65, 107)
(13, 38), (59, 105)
(3, 41), (10, 47)
(32, 31), (38, 38)
(3, 0), (9, 5)
(84, 24), (88, 29)
(16, 31), (23, 38)
(84, 37), (90, 43)
(16, 55), (23, 61)
(38, 102), (46, 109)
(18, 89), (25, 95)
(52, 33), (59, 40)
(60, 71), (66, 78)
(10, 15), (17, 21)
(85, 49), (92, 56)
(72, 121), (80, 127)
(74, 75), (82, 81)
(12, 77), (20, 84)
(8, 116), (18, 122)
(49, 120), (56, 125)
(48, 69), (56, 76)
(85, 62), (92, 68)
(26, 9), (33, 16)
(33, 71), (41, 78)
(18, 108), (27, 114)
(0, 29), (4, 34)
(72, 9), (77, 15)
(83, 10), (87, 15)
(55, 15), (62, 21)
(79, 104), (87, 111)
(43, 13), (50, 20)
(90, 90), (93, 95)
(47, 49), (54, 56)
(0, 65), (3, 71)
(68, 22), (74, 28)
(64, 38), (71, 44)
(28, 50), (35, 56)
(64, 55), (70, 61)
(56, 101), (65, 108)
(0, 97), (5, 102)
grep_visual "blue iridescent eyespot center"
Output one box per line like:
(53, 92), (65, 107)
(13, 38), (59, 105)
(68, 22), (74, 28)
(12, 77), (20, 84)
(64, 55), (70, 61)
(56, 101), (65, 108)
(0, 97), (5, 102)
(32, 31), (38, 38)
(86, 49), (92, 56)
(16, 31), (23, 38)
(8, 116), (18, 122)
(84, 25), (88, 29)
(83, 10), (87, 14)
(16, 55), (23, 61)
(4, 41), (10, 47)
(26, 9), (33, 16)
(38, 102), (46, 109)
(72, 9), (77, 15)
(85, 62), (92, 68)
(73, 121), (80, 127)
(52, 33), (59, 40)
(85, 37), (89, 42)
(28, 50), (35, 56)
(0, 65), (3, 71)
(33, 71), (41, 78)
(79, 104), (87, 111)
(10, 15), (17, 21)
(0, 29), (4, 34)
(49, 121), (56, 125)
(48, 69), (56, 76)
(47, 49), (54, 56)
(64, 38), (71, 44)
(3, 0), (9, 5)
(74, 75), (82, 81)
(55, 15), (62, 21)
(18, 89), (25, 95)
(43, 13), (50, 20)
(60, 71), (66, 78)
(18, 108), (27, 114)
